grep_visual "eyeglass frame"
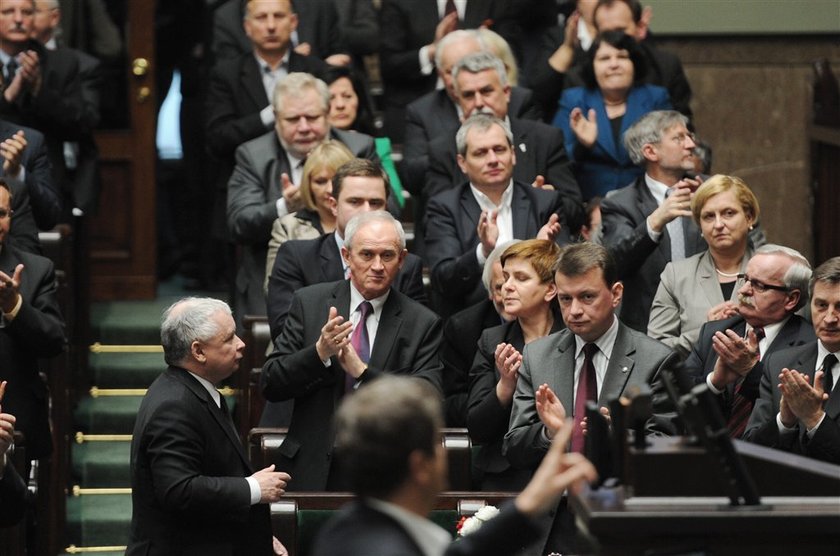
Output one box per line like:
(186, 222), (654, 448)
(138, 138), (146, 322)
(0, 209), (13, 220)
(736, 273), (790, 294)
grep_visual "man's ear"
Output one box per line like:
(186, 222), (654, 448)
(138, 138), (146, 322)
(190, 340), (206, 363)
(610, 280), (624, 308)
(783, 289), (801, 313)
(456, 153), (468, 175)
(341, 245), (350, 266)
(641, 142), (658, 163)
(637, 6), (652, 41)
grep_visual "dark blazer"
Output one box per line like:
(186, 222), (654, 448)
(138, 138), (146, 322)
(261, 280), (444, 491)
(440, 299), (504, 427)
(597, 175), (707, 333)
(0, 120), (60, 231)
(424, 180), (568, 316)
(504, 322), (678, 470)
(0, 456), (27, 527)
(266, 232), (427, 341)
(227, 128), (378, 320)
(7, 170), (42, 255)
(127, 367), (273, 555)
(554, 84), (671, 199)
(744, 342), (840, 465)
(468, 318), (564, 489)
(426, 117), (583, 231)
(312, 500), (541, 556)
(402, 86), (542, 197)
(0, 243), (65, 460)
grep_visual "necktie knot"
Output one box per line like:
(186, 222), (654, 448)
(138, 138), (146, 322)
(4, 58), (18, 83)
(357, 301), (372, 319)
(822, 353), (838, 394)
(753, 326), (765, 341)
(583, 342), (598, 360)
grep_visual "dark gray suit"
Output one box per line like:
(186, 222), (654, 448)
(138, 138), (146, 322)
(744, 342), (840, 465)
(261, 280), (443, 491)
(504, 322), (678, 470)
(226, 128), (378, 321)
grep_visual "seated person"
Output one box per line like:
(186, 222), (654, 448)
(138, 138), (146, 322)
(1, 382), (26, 528)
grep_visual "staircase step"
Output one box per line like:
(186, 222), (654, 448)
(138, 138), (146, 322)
(66, 494), (131, 547)
(62, 551), (125, 556)
(74, 396), (143, 434)
(72, 441), (131, 487)
(89, 352), (165, 388)
(91, 299), (174, 345)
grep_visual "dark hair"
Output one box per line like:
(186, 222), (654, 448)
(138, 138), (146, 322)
(334, 376), (443, 498)
(593, 0), (644, 28)
(331, 158), (390, 200)
(580, 30), (647, 90)
(809, 256), (840, 299)
(0, 178), (11, 197)
(552, 242), (619, 287)
(322, 65), (378, 136)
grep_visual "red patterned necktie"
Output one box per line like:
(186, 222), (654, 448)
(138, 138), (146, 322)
(571, 343), (598, 453)
(726, 326), (764, 438)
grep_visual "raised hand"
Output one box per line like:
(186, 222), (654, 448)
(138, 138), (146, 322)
(494, 343), (522, 405)
(250, 464), (291, 503)
(477, 209), (499, 258)
(569, 107), (597, 148)
(315, 306), (353, 361)
(536, 383), (567, 439)
(709, 328), (760, 389)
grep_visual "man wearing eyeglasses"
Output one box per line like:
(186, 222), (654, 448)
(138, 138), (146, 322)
(684, 245), (815, 438)
(743, 256), (840, 464)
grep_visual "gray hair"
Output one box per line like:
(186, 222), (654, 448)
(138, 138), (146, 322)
(623, 110), (689, 165)
(810, 256), (840, 299)
(452, 51), (508, 95)
(481, 239), (522, 292)
(434, 29), (483, 70)
(272, 72), (330, 115)
(344, 211), (406, 251)
(161, 297), (231, 366)
(753, 244), (812, 312)
(455, 114), (513, 156)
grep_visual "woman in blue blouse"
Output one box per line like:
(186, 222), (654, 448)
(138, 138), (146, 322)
(554, 31), (671, 200)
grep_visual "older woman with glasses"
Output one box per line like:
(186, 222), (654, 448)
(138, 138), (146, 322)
(467, 239), (563, 490)
(648, 175), (764, 357)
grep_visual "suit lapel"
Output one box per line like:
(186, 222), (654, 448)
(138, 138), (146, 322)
(510, 119), (534, 183)
(697, 252), (724, 306)
(241, 56), (269, 111)
(599, 324), (636, 404)
(511, 183), (532, 238)
(552, 332), (577, 413)
(319, 234), (345, 282)
(590, 89), (618, 162)
(459, 186), (483, 237)
(369, 291), (402, 368)
(768, 316), (812, 353)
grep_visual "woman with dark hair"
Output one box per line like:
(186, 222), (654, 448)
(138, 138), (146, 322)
(322, 65), (377, 136)
(553, 30), (671, 199)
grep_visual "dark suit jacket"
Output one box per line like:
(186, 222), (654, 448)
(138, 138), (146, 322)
(312, 500), (541, 556)
(7, 170), (42, 254)
(554, 84), (671, 199)
(261, 280), (443, 490)
(0, 243), (65, 459)
(226, 128), (378, 319)
(684, 315), (815, 423)
(402, 86), (542, 197)
(0, 456), (27, 527)
(0, 120), (60, 231)
(426, 117), (583, 232)
(468, 318), (564, 487)
(424, 180), (568, 316)
(598, 175), (706, 333)
(744, 342), (840, 465)
(440, 299), (504, 427)
(266, 232), (426, 341)
(127, 366), (273, 556)
(504, 322), (678, 470)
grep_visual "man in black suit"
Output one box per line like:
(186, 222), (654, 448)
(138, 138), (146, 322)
(424, 114), (569, 317)
(261, 211), (443, 491)
(266, 158), (424, 341)
(227, 72), (379, 324)
(312, 375), (597, 556)
(530, 0), (692, 121)
(5, 176), (39, 253)
(127, 297), (290, 555)
(684, 246), (815, 438)
(426, 51), (581, 231)
(1, 385), (27, 528)
(0, 180), (65, 464)
(744, 257), (840, 465)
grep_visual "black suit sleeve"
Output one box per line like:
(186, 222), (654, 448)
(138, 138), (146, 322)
(599, 192), (660, 280)
(205, 61), (270, 159)
(5, 257), (65, 357)
(23, 132), (61, 230)
(467, 330), (510, 445)
(0, 457), (27, 527)
(7, 179), (41, 254)
(266, 241), (307, 341)
(396, 255), (429, 307)
(424, 196), (482, 301)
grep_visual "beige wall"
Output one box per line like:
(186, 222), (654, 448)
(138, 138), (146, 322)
(656, 36), (840, 262)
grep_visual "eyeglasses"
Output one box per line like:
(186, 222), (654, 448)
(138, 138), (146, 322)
(737, 274), (790, 293)
(0, 209), (12, 220)
(664, 131), (696, 146)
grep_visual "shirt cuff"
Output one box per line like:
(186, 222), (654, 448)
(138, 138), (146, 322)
(776, 412), (797, 434)
(2, 293), (23, 322)
(646, 218), (662, 242)
(705, 373), (725, 395)
(418, 46), (434, 75)
(260, 105), (275, 127)
(275, 198), (290, 219)
(246, 476), (261, 505)
(475, 242), (487, 266)
(806, 413), (826, 437)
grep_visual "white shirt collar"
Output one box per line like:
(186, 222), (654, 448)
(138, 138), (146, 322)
(574, 315), (620, 361)
(366, 498), (451, 556)
(645, 173), (671, 206)
(44, 37), (57, 51)
(747, 316), (789, 360)
(254, 48), (290, 73)
(816, 341), (840, 373)
(186, 371), (221, 408)
(469, 179), (513, 213)
(349, 278), (390, 313)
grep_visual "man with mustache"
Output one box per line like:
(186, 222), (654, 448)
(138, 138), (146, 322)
(684, 245), (815, 438)
(744, 256), (840, 464)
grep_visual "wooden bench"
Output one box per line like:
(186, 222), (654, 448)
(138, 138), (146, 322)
(238, 315), (272, 438)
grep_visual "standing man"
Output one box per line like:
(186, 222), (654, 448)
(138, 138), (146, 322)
(684, 245), (814, 438)
(127, 297), (290, 555)
(424, 114), (568, 316)
(261, 211), (443, 491)
(744, 257), (840, 464)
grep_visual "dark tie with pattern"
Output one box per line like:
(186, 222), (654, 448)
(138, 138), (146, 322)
(4, 58), (17, 85)
(572, 343), (598, 453)
(345, 301), (372, 393)
(822, 353), (838, 397)
(726, 326), (764, 438)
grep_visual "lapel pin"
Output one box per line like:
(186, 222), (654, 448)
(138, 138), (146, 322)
(621, 366), (629, 373)
(519, 143), (527, 153)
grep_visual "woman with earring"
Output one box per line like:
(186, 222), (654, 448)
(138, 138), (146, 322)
(648, 175), (763, 357)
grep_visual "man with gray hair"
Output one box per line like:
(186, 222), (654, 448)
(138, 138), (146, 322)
(424, 113), (569, 317)
(684, 245), (816, 438)
(261, 210), (443, 491)
(226, 71), (378, 326)
(128, 297), (290, 555)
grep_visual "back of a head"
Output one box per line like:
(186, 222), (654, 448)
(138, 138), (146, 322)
(160, 297), (230, 367)
(334, 376), (442, 499)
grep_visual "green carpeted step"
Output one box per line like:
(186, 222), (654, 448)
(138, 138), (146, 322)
(62, 552), (125, 556)
(72, 441), (131, 487)
(89, 352), (166, 389)
(91, 300), (174, 345)
(74, 396), (143, 434)
(65, 493), (131, 547)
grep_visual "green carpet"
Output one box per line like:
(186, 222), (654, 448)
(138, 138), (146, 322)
(88, 352), (166, 388)
(72, 441), (131, 487)
(66, 494), (132, 546)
